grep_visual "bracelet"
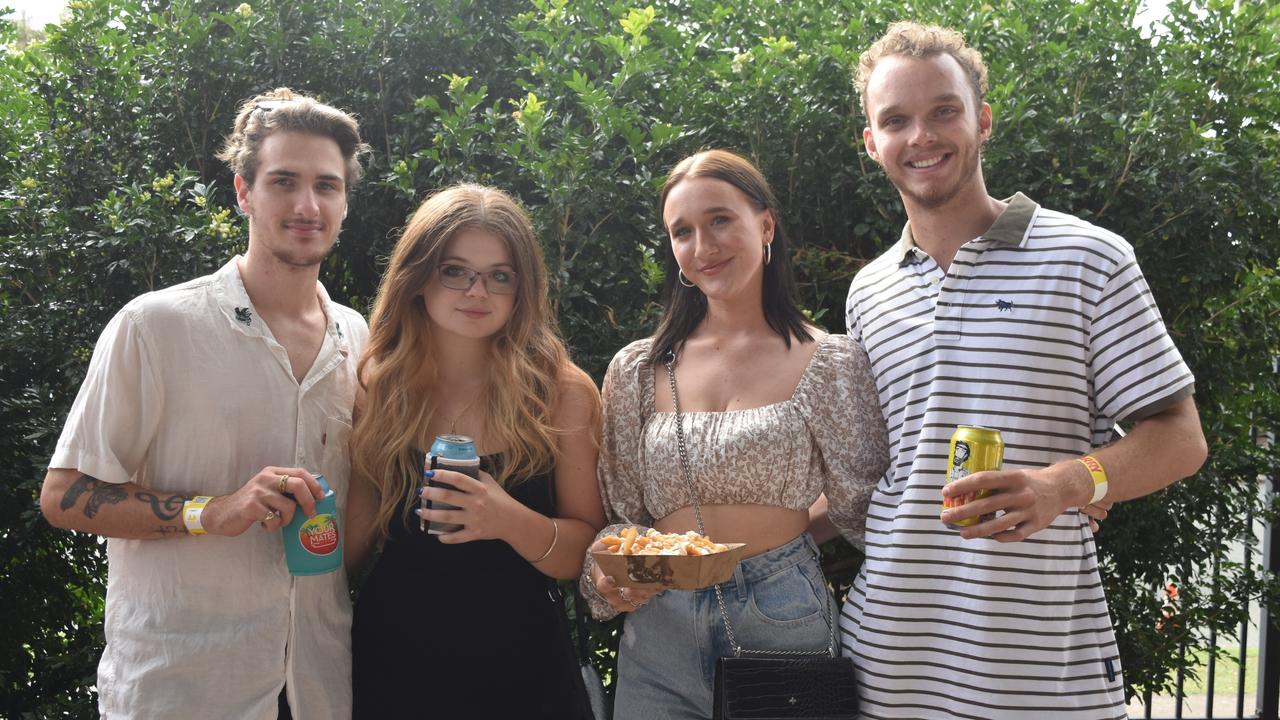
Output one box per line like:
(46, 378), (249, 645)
(531, 518), (559, 564)
(182, 495), (214, 535)
(1077, 455), (1109, 505)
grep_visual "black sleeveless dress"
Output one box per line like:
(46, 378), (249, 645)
(351, 456), (585, 718)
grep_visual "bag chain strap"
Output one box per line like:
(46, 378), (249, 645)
(664, 351), (836, 659)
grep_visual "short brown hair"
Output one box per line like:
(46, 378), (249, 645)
(854, 22), (989, 119)
(216, 87), (370, 187)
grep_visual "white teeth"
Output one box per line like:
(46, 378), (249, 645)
(910, 155), (944, 168)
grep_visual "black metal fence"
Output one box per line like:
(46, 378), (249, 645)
(1133, 474), (1280, 718)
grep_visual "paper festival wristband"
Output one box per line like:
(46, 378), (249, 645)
(1077, 455), (1109, 505)
(182, 495), (214, 535)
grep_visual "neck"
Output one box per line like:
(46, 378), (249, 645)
(238, 244), (323, 317)
(698, 290), (772, 341)
(902, 179), (1006, 273)
(431, 334), (494, 385)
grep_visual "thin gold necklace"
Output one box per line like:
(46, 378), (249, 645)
(441, 388), (484, 435)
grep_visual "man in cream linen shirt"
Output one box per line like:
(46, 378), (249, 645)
(40, 88), (370, 719)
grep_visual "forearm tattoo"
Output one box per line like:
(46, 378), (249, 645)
(136, 492), (185, 521)
(61, 473), (127, 518)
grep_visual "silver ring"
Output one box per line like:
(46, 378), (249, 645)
(264, 510), (280, 523)
(620, 587), (642, 610)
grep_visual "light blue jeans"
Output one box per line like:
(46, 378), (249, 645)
(613, 533), (836, 720)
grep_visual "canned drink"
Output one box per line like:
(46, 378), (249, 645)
(943, 426), (1004, 529)
(423, 434), (479, 535)
(281, 473), (342, 576)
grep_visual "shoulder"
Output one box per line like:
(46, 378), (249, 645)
(796, 333), (871, 400)
(1027, 207), (1135, 265)
(555, 362), (602, 425)
(118, 272), (220, 330)
(606, 338), (654, 378)
(557, 362), (601, 402)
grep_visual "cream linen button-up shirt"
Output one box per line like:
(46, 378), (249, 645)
(50, 257), (367, 719)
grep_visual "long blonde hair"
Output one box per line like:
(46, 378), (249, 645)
(351, 184), (571, 538)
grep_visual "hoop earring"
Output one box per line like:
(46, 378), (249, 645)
(678, 270), (696, 288)
(764, 243), (772, 266)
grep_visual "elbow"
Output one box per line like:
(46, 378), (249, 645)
(39, 485), (72, 530)
(1182, 429), (1209, 479)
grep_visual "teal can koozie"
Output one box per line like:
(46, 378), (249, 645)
(282, 473), (342, 576)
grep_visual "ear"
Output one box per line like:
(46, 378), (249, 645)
(978, 102), (993, 144)
(863, 126), (880, 163)
(761, 209), (776, 244)
(234, 174), (252, 216)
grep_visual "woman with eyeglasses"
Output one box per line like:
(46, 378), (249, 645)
(346, 184), (604, 718)
(581, 150), (889, 718)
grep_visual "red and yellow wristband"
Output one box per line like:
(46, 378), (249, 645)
(1077, 455), (1109, 505)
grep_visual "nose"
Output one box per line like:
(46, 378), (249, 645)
(295, 187), (320, 216)
(463, 274), (490, 298)
(909, 123), (936, 146)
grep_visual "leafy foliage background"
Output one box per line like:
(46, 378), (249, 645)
(2, 0), (1278, 715)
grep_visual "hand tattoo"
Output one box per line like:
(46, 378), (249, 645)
(61, 474), (128, 518)
(136, 492), (185, 521)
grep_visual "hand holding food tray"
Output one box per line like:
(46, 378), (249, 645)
(591, 527), (746, 590)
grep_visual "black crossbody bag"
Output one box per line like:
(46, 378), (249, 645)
(664, 352), (860, 720)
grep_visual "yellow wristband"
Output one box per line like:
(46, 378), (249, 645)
(1077, 455), (1108, 505)
(182, 495), (213, 535)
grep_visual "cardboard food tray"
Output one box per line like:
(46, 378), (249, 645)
(592, 543), (747, 590)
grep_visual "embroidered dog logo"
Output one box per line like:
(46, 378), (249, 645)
(234, 307), (252, 325)
(995, 299), (1014, 312)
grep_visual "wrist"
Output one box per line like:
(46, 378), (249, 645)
(1059, 456), (1090, 507)
(181, 495), (215, 535)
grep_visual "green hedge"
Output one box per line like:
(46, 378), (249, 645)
(3, 0), (1279, 715)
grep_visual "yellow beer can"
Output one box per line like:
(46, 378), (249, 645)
(943, 425), (1004, 529)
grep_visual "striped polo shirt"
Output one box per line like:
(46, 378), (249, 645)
(839, 193), (1194, 719)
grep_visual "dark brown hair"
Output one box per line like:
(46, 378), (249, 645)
(648, 149), (813, 364)
(216, 87), (370, 187)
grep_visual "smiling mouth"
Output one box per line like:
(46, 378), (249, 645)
(699, 259), (731, 274)
(907, 154), (947, 169)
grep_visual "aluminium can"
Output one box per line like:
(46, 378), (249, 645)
(942, 425), (1004, 529)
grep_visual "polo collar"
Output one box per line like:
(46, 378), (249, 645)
(890, 192), (1040, 266)
(210, 256), (351, 353)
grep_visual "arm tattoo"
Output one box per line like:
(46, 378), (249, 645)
(61, 474), (128, 518)
(136, 492), (185, 521)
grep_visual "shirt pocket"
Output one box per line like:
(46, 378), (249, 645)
(320, 415), (353, 508)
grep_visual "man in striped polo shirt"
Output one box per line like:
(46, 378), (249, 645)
(839, 22), (1208, 718)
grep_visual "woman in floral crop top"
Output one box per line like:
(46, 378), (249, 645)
(581, 150), (889, 718)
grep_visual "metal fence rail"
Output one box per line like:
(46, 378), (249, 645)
(1134, 470), (1279, 719)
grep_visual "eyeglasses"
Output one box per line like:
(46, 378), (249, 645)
(435, 263), (519, 295)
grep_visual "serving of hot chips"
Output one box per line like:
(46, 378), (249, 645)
(599, 527), (729, 557)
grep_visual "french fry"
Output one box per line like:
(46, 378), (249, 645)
(599, 528), (729, 557)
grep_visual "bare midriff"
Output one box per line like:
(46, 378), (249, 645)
(656, 504), (810, 559)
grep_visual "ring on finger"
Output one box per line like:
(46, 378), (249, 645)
(264, 510), (280, 523)
(277, 474), (290, 494)
(620, 587), (642, 610)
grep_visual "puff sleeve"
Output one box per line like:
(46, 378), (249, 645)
(579, 340), (657, 620)
(797, 334), (889, 549)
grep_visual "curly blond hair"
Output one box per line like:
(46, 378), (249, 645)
(854, 22), (989, 119)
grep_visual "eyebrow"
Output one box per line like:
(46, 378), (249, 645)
(263, 169), (345, 183)
(666, 205), (737, 228)
(439, 256), (515, 269)
(875, 93), (967, 120)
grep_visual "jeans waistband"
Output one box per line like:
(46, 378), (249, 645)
(695, 532), (819, 594)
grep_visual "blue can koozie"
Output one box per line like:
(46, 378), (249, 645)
(282, 474), (342, 576)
